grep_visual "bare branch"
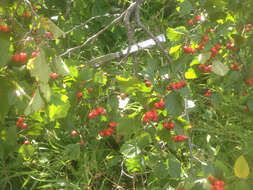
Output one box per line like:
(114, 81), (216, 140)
(135, 0), (172, 63)
(60, 11), (127, 57)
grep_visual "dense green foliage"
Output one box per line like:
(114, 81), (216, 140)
(0, 0), (253, 189)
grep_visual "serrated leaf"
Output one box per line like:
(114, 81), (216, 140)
(198, 52), (211, 63)
(49, 95), (70, 121)
(234, 155), (250, 179)
(116, 116), (140, 136)
(27, 49), (51, 82)
(41, 18), (65, 39)
(0, 34), (10, 67)
(212, 60), (229, 76)
(54, 56), (69, 76)
(185, 68), (197, 79)
(164, 91), (184, 117)
(24, 89), (43, 115)
(166, 26), (187, 42)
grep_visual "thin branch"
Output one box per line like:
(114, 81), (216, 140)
(60, 11), (127, 57)
(65, 13), (121, 35)
(135, 0), (172, 64)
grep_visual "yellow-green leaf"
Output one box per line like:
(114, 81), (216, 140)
(185, 68), (197, 79)
(234, 155), (250, 179)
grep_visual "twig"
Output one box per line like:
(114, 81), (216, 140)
(60, 11), (127, 57)
(65, 13), (121, 35)
(135, 0), (172, 64)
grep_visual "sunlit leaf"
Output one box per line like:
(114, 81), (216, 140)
(234, 155), (250, 179)
(212, 60), (229, 76)
(41, 17), (66, 39)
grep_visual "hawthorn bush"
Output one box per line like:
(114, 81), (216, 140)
(0, 0), (253, 189)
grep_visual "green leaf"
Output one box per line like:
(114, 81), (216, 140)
(0, 34), (10, 67)
(154, 162), (169, 179)
(125, 156), (143, 173)
(246, 99), (253, 111)
(24, 89), (43, 116)
(78, 68), (95, 82)
(169, 159), (181, 178)
(0, 77), (15, 122)
(120, 141), (141, 158)
(94, 72), (107, 85)
(166, 26), (187, 42)
(135, 133), (152, 148)
(198, 52), (211, 63)
(234, 155), (250, 179)
(54, 56), (70, 76)
(185, 68), (197, 79)
(39, 82), (51, 102)
(164, 91), (184, 117)
(27, 49), (51, 83)
(117, 116), (141, 136)
(212, 60), (229, 76)
(64, 144), (80, 161)
(19, 144), (35, 159)
(234, 181), (251, 190)
(41, 18), (66, 39)
(180, 0), (192, 15)
(49, 95), (70, 121)
(116, 76), (141, 93)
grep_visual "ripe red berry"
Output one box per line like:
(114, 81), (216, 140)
(81, 81), (86, 86)
(168, 122), (174, 129)
(91, 109), (99, 116)
(154, 102), (160, 109)
(19, 53), (27, 62)
(1, 25), (9, 33)
(31, 52), (38, 58)
(202, 35), (208, 41)
(20, 123), (28, 129)
(97, 107), (104, 113)
(88, 112), (95, 119)
(24, 140), (30, 145)
(188, 19), (193, 25)
(120, 93), (126, 99)
(166, 86), (172, 91)
(195, 15), (201, 22)
(142, 116), (150, 123)
(145, 81), (151, 87)
(45, 31), (53, 38)
(109, 122), (117, 128)
(99, 131), (105, 137)
(199, 64), (206, 70)
(208, 175), (216, 184)
(71, 130), (78, 136)
(50, 73), (59, 79)
(105, 129), (112, 136)
(173, 135), (187, 142)
(88, 88), (94, 93)
(77, 92), (83, 98)
(163, 122), (169, 128)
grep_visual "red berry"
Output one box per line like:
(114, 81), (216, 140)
(50, 73), (59, 79)
(215, 44), (221, 50)
(244, 105), (249, 111)
(154, 102), (160, 109)
(173, 135), (187, 142)
(143, 116), (150, 123)
(105, 129), (112, 136)
(166, 86), (172, 91)
(248, 24), (252, 28)
(24, 140), (30, 145)
(77, 92), (83, 98)
(109, 122), (117, 128)
(91, 109), (99, 116)
(81, 81), (86, 86)
(19, 53), (27, 62)
(97, 107), (104, 113)
(163, 122), (169, 128)
(199, 64), (206, 70)
(120, 93), (126, 99)
(188, 19), (193, 25)
(202, 35), (208, 41)
(88, 112), (95, 119)
(195, 15), (201, 22)
(208, 175), (216, 184)
(145, 81), (151, 87)
(99, 131), (105, 137)
(71, 130), (78, 136)
(21, 123), (28, 129)
(159, 100), (165, 108)
(168, 122), (174, 129)
(45, 31), (53, 38)
(12, 54), (21, 62)
(2, 25), (9, 33)
(32, 52), (38, 58)
(88, 88), (94, 93)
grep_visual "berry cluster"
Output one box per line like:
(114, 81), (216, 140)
(22, 13), (31, 18)
(163, 122), (174, 130)
(144, 78), (152, 87)
(99, 122), (117, 137)
(0, 24), (10, 33)
(230, 62), (239, 71)
(240, 23), (252, 32)
(245, 78), (253, 86)
(173, 135), (187, 142)
(16, 116), (28, 129)
(12, 53), (27, 63)
(187, 15), (202, 25)
(204, 89), (212, 97)
(226, 43), (236, 51)
(199, 64), (212, 73)
(183, 46), (196, 54)
(166, 80), (187, 90)
(210, 44), (221, 59)
(198, 34), (208, 51)
(154, 99), (165, 110)
(88, 107), (105, 119)
(143, 109), (159, 123)
(208, 175), (225, 190)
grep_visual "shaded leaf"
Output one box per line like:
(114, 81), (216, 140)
(212, 60), (229, 76)
(164, 91), (184, 117)
(24, 89), (43, 116)
(0, 34), (10, 67)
